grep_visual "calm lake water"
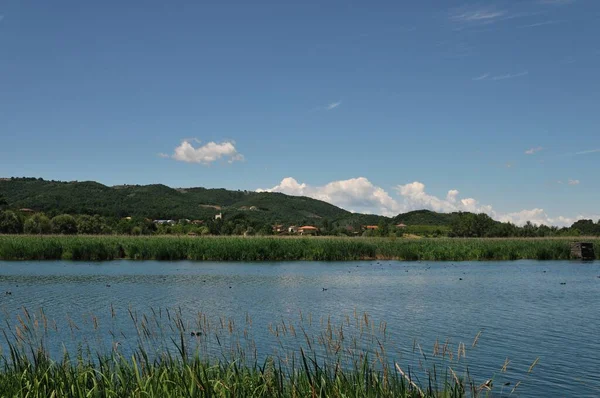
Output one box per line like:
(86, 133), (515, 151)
(0, 260), (599, 396)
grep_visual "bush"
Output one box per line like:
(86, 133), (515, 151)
(51, 214), (78, 235)
(0, 211), (23, 234)
(24, 214), (51, 234)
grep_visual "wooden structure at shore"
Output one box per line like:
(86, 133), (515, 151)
(570, 242), (595, 260)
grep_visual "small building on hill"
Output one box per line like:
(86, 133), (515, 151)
(363, 225), (379, 230)
(215, 212), (222, 220)
(396, 223), (407, 228)
(272, 224), (285, 233)
(18, 208), (35, 215)
(154, 219), (175, 225)
(298, 226), (319, 236)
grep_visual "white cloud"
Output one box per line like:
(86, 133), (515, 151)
(446, 189), (459, 203)
(575, 148), (600, 155)
(258, 177), (401, 216)
(474, 71), (530, 82)
(158, 153), (170, 158)
(451, 7), (507, 23)
(492, 71), (529, 81)
(525, 146), (543, 155)
(538, 0), (575, 5)
(167, 140), (244, 165)
(519, 20), (560, 29)
(568, 179), (580, 185)
(327, 101), (342, 110)
(258, 177), (586, 227)
(472, 73), (490, 81)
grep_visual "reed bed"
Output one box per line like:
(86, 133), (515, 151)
(0, 306), (533, 397)
(0, 235), (598, 261)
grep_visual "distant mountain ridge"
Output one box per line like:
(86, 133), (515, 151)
(0, 177), (462, 226)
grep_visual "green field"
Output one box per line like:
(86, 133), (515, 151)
(0, 235), (597, 261)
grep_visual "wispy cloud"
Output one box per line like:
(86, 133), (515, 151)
(575, 148), (600, 155)
(326, 101), (341, 110)
(474, 71), (529, 81)
(538, 0), (575, 5)
(519, 20), (560, 28)
(492, 71), (529, 80)
(472, 73), (490, 81)
(451, 7), (507, 24)
(525, 146), (543, 155)
(568, 179), (580, 185)
(157, 153), (170, 158)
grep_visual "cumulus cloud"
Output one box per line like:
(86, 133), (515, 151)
(446, 189), (459, 203)
(258, 177), (401, 216)
(525, 146), (543, 155)
(165, 140), (244, 165)
(257, 176), (587, 227)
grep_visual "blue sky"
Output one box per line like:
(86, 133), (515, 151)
(1, 0), (599, 225)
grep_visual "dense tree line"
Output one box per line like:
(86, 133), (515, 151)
(447, 212), (584, 238)
(1, 208), (596, 237)
(1, 188), (598, 238)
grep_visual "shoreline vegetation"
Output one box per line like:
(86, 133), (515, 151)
(2, 178), (600, 239)
(0, 307), (534, 397)
(0, 235), (598, 261)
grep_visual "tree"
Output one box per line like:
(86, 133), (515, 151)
(24, 214), (51, 234)
(377, 218), (389, 237)
(473, 213), (495, 237)
(321, 218), (331, 235)
(0, 194), (8, 210)
(0, 211), (23, 234)
(51, 214), (78, 235)
(571, 219), (600, 236)
(76, 215), (107, 235)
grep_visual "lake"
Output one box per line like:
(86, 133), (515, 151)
(0, 260), (599, 396)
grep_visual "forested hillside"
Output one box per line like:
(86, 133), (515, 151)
(1, 177), (597, 237)
(0, 177), (381, 226)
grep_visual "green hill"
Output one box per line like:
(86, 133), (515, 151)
(393, 210), (459, 226)
(0, 177), (371, 226)
(0, 178), (503, 230)
(1, 178), (589, 238)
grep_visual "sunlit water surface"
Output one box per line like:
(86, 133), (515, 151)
(0, 260), (598, 397)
